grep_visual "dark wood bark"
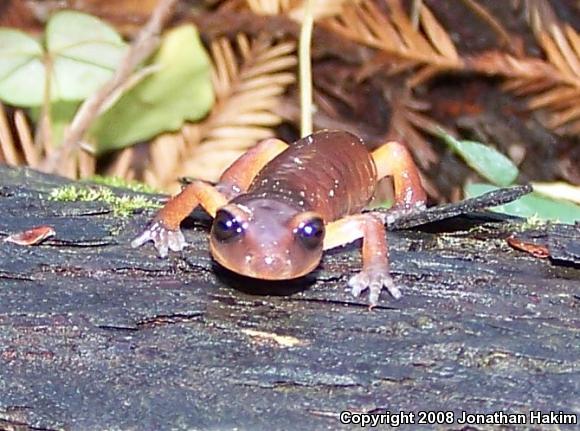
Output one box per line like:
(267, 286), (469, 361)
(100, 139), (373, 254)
(0, 166), (578, 431)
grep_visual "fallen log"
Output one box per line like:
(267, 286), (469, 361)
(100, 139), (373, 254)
(0, 166), (578, 430)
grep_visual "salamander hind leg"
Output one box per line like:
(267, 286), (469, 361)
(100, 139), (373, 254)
(217, 138), (288, 197)
(324, 213), (400, 307)
(372, 141), (427, 216)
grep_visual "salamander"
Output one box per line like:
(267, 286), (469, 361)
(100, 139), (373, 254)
(132, 130), (426, 306)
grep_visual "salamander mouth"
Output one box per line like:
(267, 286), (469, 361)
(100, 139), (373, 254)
(244, 258), (321, 280)
(210, 246), (317, 280)
(230, 257), (295, 280)
(241, 268), (304, 280)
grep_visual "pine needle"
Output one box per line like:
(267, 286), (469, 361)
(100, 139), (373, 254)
(144, 34), (297, 190)
(326, 0), (579, 136)
(14, 110), (39, 167)
(0, 103), (18, 165)
(0, 104), (43, 167)
(324, 0), (462, 72)
(492, 25), (580, 135)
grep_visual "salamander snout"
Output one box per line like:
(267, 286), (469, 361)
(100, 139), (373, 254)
(209, 201), (325, 280)
(240, 252), (294, 279)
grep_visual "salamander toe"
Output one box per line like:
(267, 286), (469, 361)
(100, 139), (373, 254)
(348, 266), (402, 307)
(131, 220), (187, 258)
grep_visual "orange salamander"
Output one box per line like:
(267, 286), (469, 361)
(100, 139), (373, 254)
(132, 130), (426, 306)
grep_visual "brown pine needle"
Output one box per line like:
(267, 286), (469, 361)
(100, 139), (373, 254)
(0, 104), (18, 165)
(459, 0), (513, 52)
(496, 23), (580, 134)
(142, 34), (297, 190)
(324, 0), (462, 69)
(420, 6), (458, 62)
(108, 147), (135, 179)
(14, 110), (38, 167)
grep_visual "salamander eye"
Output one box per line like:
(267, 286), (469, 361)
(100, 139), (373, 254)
(295, 217), (325, 249)
(213, 209), (244, 242)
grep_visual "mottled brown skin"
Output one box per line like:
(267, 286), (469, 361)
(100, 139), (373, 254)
(244, 132), (377, 221)
(132, 130), (426, 306)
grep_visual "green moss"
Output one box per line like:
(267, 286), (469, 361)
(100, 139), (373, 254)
(486, 217), (549, 234)
(519, 215), (549, 230)
(49, 185), (161, 217)
(87, 175), (159, 194)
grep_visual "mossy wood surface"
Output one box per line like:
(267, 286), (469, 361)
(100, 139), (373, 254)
(0, 166), (578, 431)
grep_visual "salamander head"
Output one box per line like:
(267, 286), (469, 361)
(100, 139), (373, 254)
(209, 198), (325, 280)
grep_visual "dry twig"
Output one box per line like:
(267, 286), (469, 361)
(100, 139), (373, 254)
(40, 0), (180, 175)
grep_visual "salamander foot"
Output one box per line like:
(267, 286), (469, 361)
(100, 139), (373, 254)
(131, 220), (187, 258)
(348, 266), (401, 307)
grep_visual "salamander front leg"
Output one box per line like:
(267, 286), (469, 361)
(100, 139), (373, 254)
(324, 213), (399, 307)
(132, 138), (288, 257)
(131, 181), (227, 257)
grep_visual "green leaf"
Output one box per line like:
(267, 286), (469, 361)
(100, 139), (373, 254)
(46, 11), (126, 101)
(90, 25), (214, 153)
(465, 183), (580, 224)
(0, 11), (126, 106)
(439, 131), (519, 186)
(49, 101), (80, 146)
(0, 29), (46, 106)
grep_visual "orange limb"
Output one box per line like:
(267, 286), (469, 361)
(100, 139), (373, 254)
(132, 180), (227, 257)
(372, 141), (426, 210)
(217, 138), (288, 198)
(155, 181), (227, 230)
(324, 213), (399, 306)
(160, 138), (288, 229)
(132, 138), (289, 257)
